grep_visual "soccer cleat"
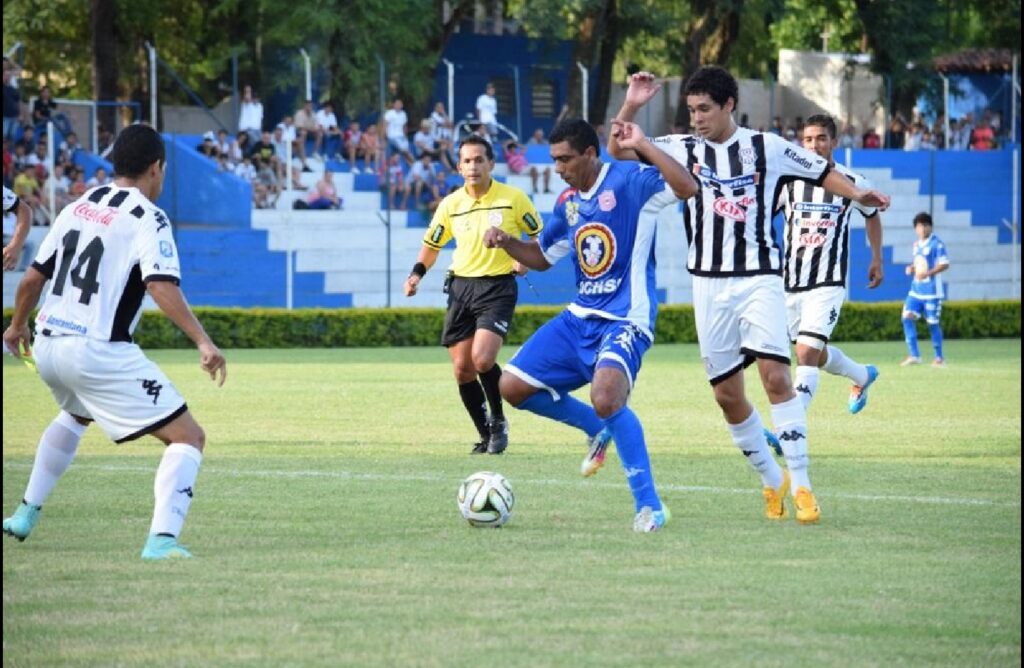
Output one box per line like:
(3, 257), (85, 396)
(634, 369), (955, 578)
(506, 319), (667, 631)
(2, 502), (41, 542)
(633, 505), (671, 533)
(141, 534), (193, 560)
(580, 427), (613, 477)
(932, 358), (947, 368)
(794, 487), (821, 524)
(762, 470), (791, 520)
(900, 356), (921, 367)
(487, 417), (509, 455)
(764, 428), (782, 457)
(470, 440), (489, 455)
(848, 364), (879, 415)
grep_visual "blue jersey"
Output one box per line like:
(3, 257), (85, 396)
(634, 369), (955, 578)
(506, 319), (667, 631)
(537, 162), (677, 339)
(909, 234), (949, 300)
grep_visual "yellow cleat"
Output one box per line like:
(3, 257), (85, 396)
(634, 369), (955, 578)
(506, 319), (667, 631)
(762, 470), (790, 520)
(795, 487), (821, 524)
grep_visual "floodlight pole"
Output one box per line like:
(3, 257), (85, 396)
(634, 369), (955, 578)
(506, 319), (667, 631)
(443, 59), (455, 121)
(377, 54), (391, 308)
(576, 61), (589, 121)
(938, 72), (950, 150)
(1012, 53), (1019, 144)
(145, 42), (157, 129)
(300, 49), (312, 101)
(512, 65), (522, 139)
(285, 137), (294, 310)
(46, 122), (55, 223)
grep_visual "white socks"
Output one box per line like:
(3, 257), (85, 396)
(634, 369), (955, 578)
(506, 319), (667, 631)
(150, 443), (202, 537)
(771, 396), (811, 492)
(24, 412), (87, 507)
(794, 365), (820, 410)
(823, 345), (869, 386)
(728, 409), (784, 489)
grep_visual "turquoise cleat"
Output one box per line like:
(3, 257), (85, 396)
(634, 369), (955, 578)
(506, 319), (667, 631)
(2, 502), (41, 542)
(141, 534), (193, 561)
(764, 428), (782, 457)
(633, 505), (671, 532)
(849, 364), (879, 415)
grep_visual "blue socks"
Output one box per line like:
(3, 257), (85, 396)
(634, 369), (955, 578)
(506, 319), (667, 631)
(928, 323), (944, 359)
(604, 406), (661, 512)
(517, 391), (603, 438)
(903, 318), (921, 358)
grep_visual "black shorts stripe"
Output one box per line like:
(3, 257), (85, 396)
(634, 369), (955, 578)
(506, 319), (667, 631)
(709, 355), (756, 387)
(114, 403), (189, 444)
(740, 346), (791, 366)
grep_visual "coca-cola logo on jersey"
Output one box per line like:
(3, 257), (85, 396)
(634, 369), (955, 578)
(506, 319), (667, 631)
(74, 202), (118, 226)
(712, 196), (754, 222)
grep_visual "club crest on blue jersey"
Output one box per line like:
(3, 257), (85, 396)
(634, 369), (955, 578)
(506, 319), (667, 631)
(575, 223), (616, 279)
(565, 200), (580, 227)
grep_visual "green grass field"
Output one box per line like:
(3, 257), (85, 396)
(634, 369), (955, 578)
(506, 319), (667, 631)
(3, 339), (1020, 667)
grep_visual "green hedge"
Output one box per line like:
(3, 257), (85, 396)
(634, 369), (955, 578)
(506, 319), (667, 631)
(4, 300), (1019, 348)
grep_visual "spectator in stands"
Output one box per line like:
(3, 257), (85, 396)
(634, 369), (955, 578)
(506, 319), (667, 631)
(238, 85), (263, 142)
(838, 123), (858, 149)
(315, 101), (343, 159)
(428, 104), (456, 171)
(306, 167), (342, 210)
(234, 155), (257, 185)
(252, 156), (281, 209)
(502, 138), (550, 195)
(31, 85), (58, 135)
(270, 124), (293, 184)
(970, 116), (996, 150)
(250, 130), (275, 164)
(885, 116), (906, 149)
(862, 126), (881, 148)
(68, 166), (86, 197)
(989, 110), (1003, 139)
(769, 116), (784, 136)
(86, 166), (110, 188)
(3, 64), (21, 141)
(527, 128), (546, 145)
(12, 142), (29, 173)
(381, 153), (409, 210)
(413, 119), (438, 159)
(96, 127), (114, 159)
(360, 123), (382, 175)
(475, 82), (498, 140)
(384, 99), (414, 165)
(215, 152), (231, 173)
(229, 131), (250, 165)
(13, 164), (41, 214)
(293, 100), (318, 172)
(408, 153), (438, 209)
(903, 122), (923, 151)
(215, 129), (231, 158)
(920, 130), (937, 150)
(58, 131), (81, 164)
(19, 125), (37, 153)
(955, 113), (973, 150)
(196, 131), (216, 158)
(343, 121), (365, 172)
(25, 141), (47, 168)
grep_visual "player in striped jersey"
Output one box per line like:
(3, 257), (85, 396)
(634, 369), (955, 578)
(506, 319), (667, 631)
(777, 114), (884, 415)
(610, 67), (890, 524)
(2, 125), (226, 560)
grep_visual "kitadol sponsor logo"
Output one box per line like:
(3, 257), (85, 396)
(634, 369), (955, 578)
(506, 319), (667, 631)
(784, 147), (817, 170)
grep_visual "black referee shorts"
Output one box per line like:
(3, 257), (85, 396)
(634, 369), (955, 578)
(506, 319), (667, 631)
(441, 274), (518, 347)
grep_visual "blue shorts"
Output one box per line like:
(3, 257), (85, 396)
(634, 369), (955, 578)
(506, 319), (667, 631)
(505, 310), (652, 400)
(904, 296), (943, 324)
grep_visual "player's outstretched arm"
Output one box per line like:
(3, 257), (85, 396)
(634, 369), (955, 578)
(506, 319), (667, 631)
(614, 120), (697, 200)
(608, 72), (661, 161)
(865, 213), (884, 288)
(823, 170), (891, 211)
(404, 246), (440, 297)
(482, 228), (551, 271)
(147, 281), (227, 386)
(2, 266), (47, 358)
(2, 201), (32, 271)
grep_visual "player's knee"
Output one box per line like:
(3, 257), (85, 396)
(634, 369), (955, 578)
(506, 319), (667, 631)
(498, 373), (531, 406)
(902, 312), (918, 322)
(471, 351), (497, 374)
(712, 384), (743, 412)
(590, 386), (625, 419)
(452, 360), (476, 383)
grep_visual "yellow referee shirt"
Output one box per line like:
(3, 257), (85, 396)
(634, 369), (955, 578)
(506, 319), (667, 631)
(423, 179), (543, 277)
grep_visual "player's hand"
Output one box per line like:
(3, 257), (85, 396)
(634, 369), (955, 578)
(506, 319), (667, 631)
(905, 264), (914, 276)
(624, 71), (661, 108)
(198, 341), (227, 387)
(483, 227), (510, 249)
(404, 275), (420, 297)
(2, 323), (32, 358)
(867, 260), (884, 288)
(512, 261), (528, 276)
(2, 243), (23, 271)
(857, 189), (891, 211)
(611, 119), (647, 151)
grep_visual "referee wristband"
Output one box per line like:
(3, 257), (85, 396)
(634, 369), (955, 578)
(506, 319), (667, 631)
(410, 262), (427, 278)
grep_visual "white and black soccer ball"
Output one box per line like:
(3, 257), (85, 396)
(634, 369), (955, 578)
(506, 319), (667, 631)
(457, 471), (514, 528)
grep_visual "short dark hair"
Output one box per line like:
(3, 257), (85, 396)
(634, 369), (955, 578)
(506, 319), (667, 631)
(549, 118), (599, 156)
(913, 212), (933, 227)
(684, 66), (739, 109)
(805, 114), (837, 139)
(111, 124), (165, 178)
(458, 134), (494, 160)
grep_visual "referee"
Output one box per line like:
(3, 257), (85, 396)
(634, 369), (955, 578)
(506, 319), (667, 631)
(404, 135), (543, 454)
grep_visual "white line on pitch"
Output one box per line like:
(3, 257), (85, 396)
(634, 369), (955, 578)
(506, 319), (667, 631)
(4, 461), (1019, 508)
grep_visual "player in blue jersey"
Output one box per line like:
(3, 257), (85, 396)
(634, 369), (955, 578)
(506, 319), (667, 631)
(901, 212), (950, 367)
(483, 118), (697, 532)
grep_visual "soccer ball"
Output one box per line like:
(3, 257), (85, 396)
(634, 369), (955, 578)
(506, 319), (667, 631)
(457, 471), (514, 528)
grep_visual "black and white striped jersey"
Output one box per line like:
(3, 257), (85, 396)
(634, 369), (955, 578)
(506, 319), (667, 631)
(652, 128), (830, 277)
(31, 185), (181, 343)
(778, 162), (877, 292)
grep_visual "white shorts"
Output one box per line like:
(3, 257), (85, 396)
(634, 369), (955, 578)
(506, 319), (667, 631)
(692, 274), (791, 385)
(34, 335), (187, 443)
(785, 285), (847, 345)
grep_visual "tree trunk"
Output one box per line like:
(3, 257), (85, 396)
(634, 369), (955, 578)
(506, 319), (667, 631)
(591, 0), (620, 125)
(91, 0), (120, 133)
(673, 0), (743, 130)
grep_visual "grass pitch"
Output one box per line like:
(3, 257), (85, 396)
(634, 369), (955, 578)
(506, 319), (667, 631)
(3, 339), (1020, 667)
